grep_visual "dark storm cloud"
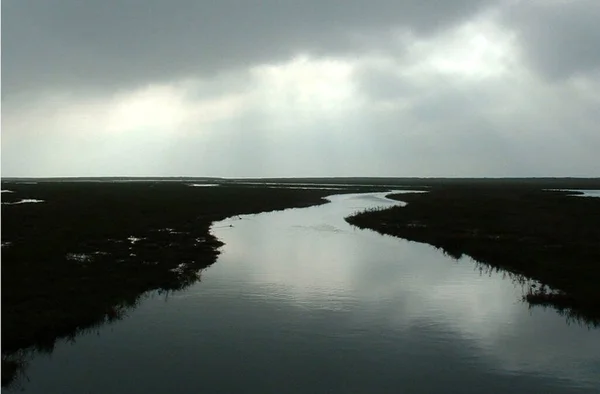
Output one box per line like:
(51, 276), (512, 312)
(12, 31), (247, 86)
(503, 0), (600, 80)
(2, 0), (599, 178)
(2, 0), (494, 95)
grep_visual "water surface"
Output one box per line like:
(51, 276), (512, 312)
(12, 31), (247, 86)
(2, 199), (45, 205)
(15, 192), (600, 393)
(570, 190), (600, 198)
(548, 189), (600, 198)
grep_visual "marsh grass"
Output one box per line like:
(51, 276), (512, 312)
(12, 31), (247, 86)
(1, 353), (27, 388)
(3, 178), (599, 385)
(1, 181), (383, 386)
(346, 184), (600, 327)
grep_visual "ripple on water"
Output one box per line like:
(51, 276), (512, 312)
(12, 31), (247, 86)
(2, 199), (45, 205)
(10, 191), (600, 394)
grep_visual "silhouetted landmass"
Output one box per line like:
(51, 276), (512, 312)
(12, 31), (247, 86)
(346, 184), (600, 325)
(3, 178), (600, 386)
(1, 181), (384, 387)
(231, 177), (600, 189)
(1, 176), (225, 182)
(5, 176), (600, 189)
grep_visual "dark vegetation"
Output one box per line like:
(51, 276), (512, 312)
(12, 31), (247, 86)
(13, 176), (600, 189)
(1, 181), (383, 387)
(3, 177), (599, 386)
(346, 183), (600, 325)
(231, 177), (600, 189)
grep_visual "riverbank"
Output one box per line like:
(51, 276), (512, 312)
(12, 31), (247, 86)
(1, 181), (384, 386)
(346, 185), (600, 325)
(4, 178), (599, 386)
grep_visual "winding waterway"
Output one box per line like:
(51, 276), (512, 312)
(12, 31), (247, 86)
(14, 192), (600, 393)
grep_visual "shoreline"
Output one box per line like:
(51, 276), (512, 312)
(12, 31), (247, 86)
(4, 179), (599, 386)
(1, 182), (384, 387)
(346, 186), (600, 325)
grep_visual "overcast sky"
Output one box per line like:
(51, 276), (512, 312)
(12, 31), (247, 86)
(2, 0), (599, 177)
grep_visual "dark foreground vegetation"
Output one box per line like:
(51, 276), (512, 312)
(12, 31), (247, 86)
(346, 183), (600, 325)
(3, 177), (599, 386)
(1, 181), (383, 387)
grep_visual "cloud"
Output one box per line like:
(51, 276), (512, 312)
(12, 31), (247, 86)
(3, 0), (495, 96)
(4, 49), (598, 177)
(2, 1), (599, 177)
(501, 0), (600, 80)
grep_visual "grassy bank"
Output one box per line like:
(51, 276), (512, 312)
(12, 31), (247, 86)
(1, 181), (383, 386)
(346, 184), (600, 325)
(4, 178), (599, 385)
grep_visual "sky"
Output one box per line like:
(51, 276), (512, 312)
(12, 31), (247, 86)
(2, 0), (599, 177)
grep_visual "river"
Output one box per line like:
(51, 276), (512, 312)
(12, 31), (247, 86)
(13, 192), (600, 393)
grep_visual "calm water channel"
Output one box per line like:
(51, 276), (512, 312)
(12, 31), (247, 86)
(14, 192), (600, 393)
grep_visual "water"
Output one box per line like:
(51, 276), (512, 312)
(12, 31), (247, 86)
(548, 189), (600, 198)
(14, 192), (600, 393)
(570, 190), (600, 198)
(1, 199), (45, 205)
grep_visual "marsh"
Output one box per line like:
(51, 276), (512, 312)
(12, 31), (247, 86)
(2, 181), (600, 393)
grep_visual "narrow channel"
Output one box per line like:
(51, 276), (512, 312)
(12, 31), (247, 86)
(14, 192), (600, 393)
